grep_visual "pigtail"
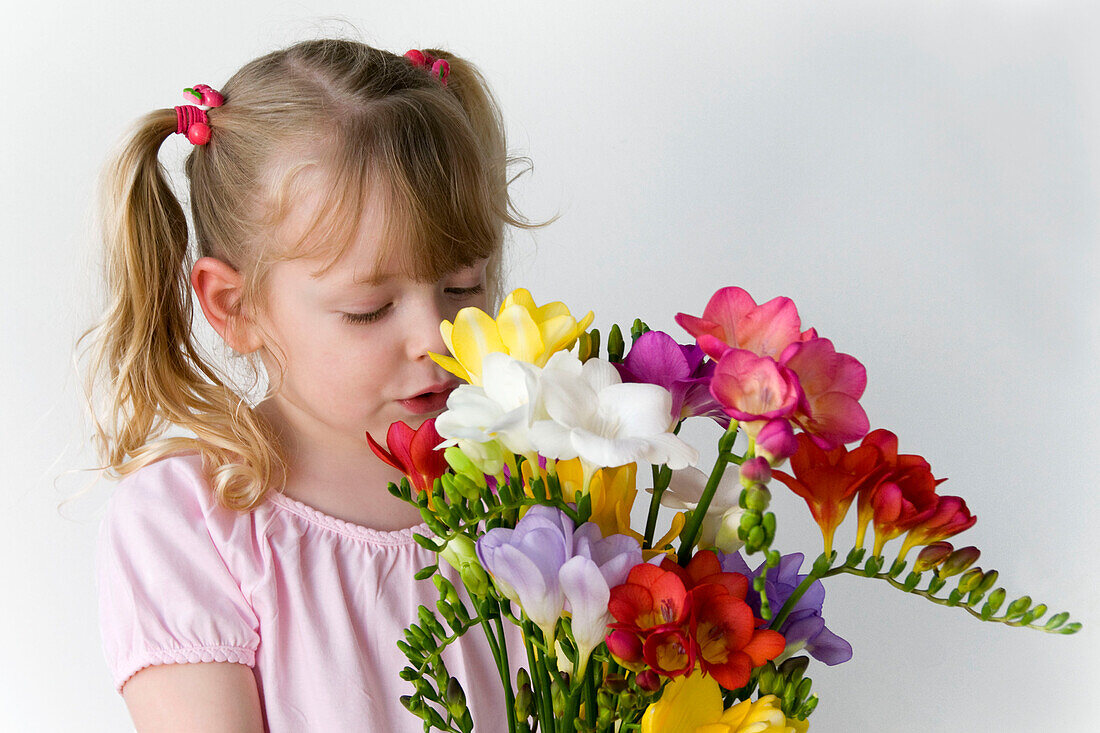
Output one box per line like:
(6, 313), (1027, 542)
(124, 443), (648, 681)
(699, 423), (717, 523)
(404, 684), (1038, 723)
(83, 109), (283, 511)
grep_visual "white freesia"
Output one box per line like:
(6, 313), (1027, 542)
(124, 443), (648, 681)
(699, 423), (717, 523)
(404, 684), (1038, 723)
(436, 352), (555, 466)
(658, 467), (746, 553)
(529, 356), (698, 488)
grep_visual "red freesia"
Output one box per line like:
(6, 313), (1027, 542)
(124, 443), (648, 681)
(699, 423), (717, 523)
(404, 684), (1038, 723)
(607, 551), (784, 689)
(771, 433), (882, 555)
(366, 418), (449, 495)
(709, 349), (803, 422)
(607, 564), (691, 634)
(675, 286), (815, 361)
(852, 429), (949, 556)
(898, 495), (977, 559)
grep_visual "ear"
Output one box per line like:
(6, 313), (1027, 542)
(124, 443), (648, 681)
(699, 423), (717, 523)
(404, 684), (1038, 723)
(191, 257), (264, 354)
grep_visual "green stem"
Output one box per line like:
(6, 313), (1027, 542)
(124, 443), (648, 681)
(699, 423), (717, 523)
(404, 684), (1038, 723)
(643, 465), (671, 548)
(677, 423), (739, 565)
(522, 619), (554, 731)
(583, 663), (597, 728)
(484, 607), (517, 733)
(769, 569), (823, 632)
(822, 565), (1078, 631)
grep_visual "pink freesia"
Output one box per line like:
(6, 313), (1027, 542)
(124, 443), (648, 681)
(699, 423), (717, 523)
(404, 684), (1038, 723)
(779, 337), (870, 449)
(754, 418), (799, 466)
(709, 349), (802, 422)
(675, 287), (816, 361)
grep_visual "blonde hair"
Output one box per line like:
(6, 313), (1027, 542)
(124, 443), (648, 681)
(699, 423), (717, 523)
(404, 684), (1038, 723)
(82, 39), (543, 511)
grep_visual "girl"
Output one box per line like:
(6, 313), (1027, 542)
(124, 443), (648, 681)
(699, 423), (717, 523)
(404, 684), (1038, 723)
(87, 38), (535, 731)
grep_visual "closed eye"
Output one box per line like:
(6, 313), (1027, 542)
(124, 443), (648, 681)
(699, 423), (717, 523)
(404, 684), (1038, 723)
(445, 284), (485, 298)
(343, 304), (392, 324)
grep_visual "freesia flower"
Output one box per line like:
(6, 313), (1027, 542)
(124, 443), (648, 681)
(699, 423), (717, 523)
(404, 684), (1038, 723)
(640, 672), (808, 733)
(559, 522), (642, 675)
(897, 495), (976, 560)
(476, 505), (641, 658)
(675, 286), (816, 362)
(710, 350), (803, 423)
(659, 467), (745, 553)
(431, 288), (594, 386)
(851, 429), (946, 554)
(720, 551), (852, 666)
(608, 551), (785, 689)
(615, 330), (730, 427)
(366, 418), (449, 495)
(476, 505), (574, 640)
(778, 337), (869, 450)
(607, 563), (693, 675)
(770, 433), (882, 555)
(754, 418), (799, 467)
(529, 355), (698, 487)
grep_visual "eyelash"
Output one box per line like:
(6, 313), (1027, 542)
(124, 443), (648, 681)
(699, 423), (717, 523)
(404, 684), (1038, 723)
(342, 284), (485, 324)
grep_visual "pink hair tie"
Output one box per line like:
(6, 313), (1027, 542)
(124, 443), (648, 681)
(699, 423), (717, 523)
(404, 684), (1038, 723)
(175, 84), (224, 146)
(404, 49), (449, 86)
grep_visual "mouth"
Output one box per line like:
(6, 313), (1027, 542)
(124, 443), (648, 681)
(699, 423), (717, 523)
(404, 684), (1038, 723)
(398, 382), (459, 415)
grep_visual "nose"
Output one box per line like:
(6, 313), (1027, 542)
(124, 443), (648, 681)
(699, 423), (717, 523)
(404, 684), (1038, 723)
(405, 292), (451, 362)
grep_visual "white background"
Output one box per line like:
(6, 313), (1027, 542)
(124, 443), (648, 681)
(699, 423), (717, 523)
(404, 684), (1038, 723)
(2, 1), (1097, 731)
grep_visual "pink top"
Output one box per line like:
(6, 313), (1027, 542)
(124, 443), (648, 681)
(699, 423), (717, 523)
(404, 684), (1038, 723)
(96, 453), (519, 731)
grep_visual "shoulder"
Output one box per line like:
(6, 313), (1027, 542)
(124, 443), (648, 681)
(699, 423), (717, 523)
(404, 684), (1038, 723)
(97, 452), (274, 599)
(107, 452), (214, 518)
(102, 452), (269, 547)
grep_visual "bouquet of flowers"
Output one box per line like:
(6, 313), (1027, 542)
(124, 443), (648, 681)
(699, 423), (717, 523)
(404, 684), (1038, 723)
(372, 286), (1080, 732)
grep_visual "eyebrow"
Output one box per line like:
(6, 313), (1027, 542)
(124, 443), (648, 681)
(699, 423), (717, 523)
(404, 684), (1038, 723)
(350, 272), (398, 286)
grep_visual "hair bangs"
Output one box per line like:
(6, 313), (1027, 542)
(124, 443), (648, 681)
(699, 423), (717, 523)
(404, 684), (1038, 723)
(358, 92), (501, 283)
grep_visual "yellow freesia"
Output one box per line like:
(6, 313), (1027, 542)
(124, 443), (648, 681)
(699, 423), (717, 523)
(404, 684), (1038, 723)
(642, 674), (808, 733)
(431, 288), (595, 385)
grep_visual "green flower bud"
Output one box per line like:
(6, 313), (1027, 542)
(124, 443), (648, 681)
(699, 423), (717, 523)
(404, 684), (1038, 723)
(439, 534), (480, 575)
(514, 684), (533, 720)
(551, 678), (565, 717)
(956, 567), (984, 593)
(445, 677), (467, 718)
(938, 546), (980, 578)
(1045, 611), (1070, 631)
(744, 485), (771, 512)
(607, 324), (625, 363)
(460, 561), (490, 598)
(1004, 595), (1032, 620)
(976, 569), (999, 594)
(433, 574), (459, 603)
(981, 588), (1006, 618)
(778, 655), (809, 681)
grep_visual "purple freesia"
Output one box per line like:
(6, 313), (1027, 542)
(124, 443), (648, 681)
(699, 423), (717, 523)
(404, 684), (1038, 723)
(615, 330), (730, 428)
(718, 550), (853, 666)
(476, 505), (642, 667)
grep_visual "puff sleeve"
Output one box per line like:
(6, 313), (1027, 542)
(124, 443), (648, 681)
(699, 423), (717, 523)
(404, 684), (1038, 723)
(95, 454), (263, 693)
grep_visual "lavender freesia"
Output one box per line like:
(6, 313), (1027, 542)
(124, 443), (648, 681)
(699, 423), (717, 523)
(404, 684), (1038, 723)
(719, 551), (853, 666)
(615, 330), (730, 428)
(476, 505), (642, 668)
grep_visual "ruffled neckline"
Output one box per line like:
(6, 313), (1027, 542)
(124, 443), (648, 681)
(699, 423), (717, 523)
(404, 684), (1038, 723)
(266, 491), (431, 546)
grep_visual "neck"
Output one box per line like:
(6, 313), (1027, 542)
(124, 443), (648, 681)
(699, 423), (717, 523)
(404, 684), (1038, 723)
(256, 399), (427, 532)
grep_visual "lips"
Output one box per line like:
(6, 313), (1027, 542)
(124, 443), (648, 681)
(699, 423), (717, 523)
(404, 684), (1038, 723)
(399, 382), (459, 415)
